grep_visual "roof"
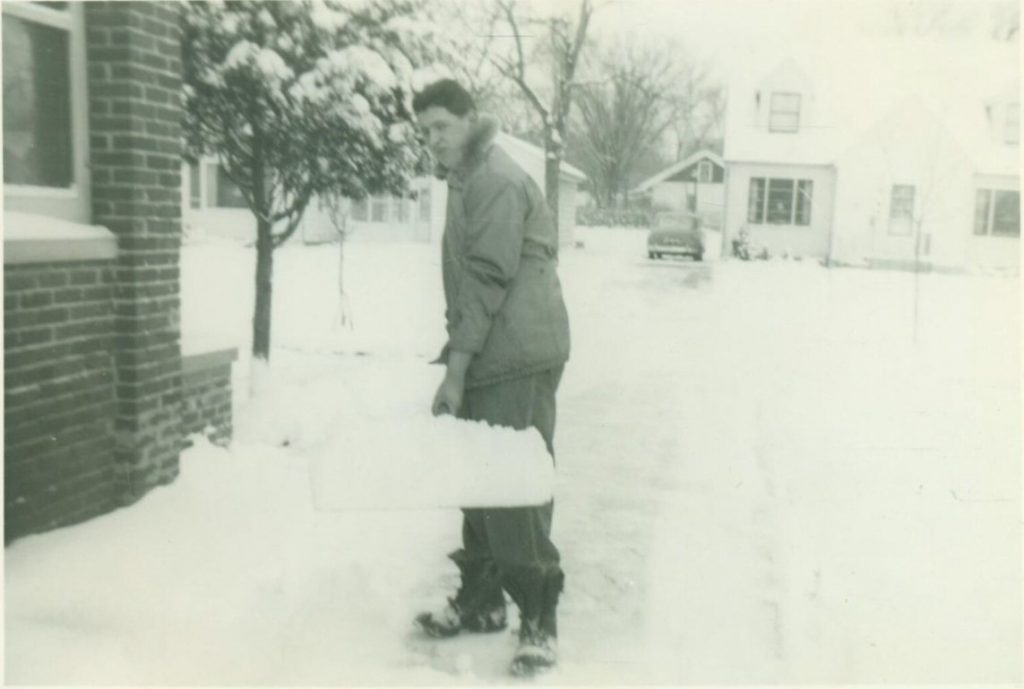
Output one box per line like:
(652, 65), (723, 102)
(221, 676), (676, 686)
(632, 149), (724, 193)
(496, 133), (588, 184)
(722, 38), (1019, 175)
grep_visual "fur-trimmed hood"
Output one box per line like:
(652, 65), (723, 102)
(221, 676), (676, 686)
(434, 113), (500, 181)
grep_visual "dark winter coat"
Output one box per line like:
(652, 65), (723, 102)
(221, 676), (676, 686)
(435, 115), (571, 389)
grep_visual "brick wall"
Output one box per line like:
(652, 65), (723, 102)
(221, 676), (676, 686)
(181, 350), (237, 448)
(85, 2), (185, 503)
(4, 259), (117, 542)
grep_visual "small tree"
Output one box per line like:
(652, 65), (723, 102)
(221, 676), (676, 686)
(182, 0), (435, 362)
(321, 193), (356, 331)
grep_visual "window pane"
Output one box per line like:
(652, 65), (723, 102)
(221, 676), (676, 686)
(418, 187), (431, 222)
(3, 15), (72, 187)
(766, 178), (795, 224)
(216, 166), (249, 208)
(352, 197), (368, 221)
(888, 184), (914, 235)
(371, 196), (388, 222)
(795, 180), (813, 225)
(747, 178), (765, 223)
(189, 163), (201, 208)
(992, 190), (1020, 236)
(770, 93), (800, 133)
(974, 189), (992, 235)
(890, 185), (915, 219)
(393, 196), (408, 223)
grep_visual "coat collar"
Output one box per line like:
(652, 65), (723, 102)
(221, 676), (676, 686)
(435, 113), (500, 184)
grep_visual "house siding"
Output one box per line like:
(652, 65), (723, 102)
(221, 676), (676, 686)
(830, 104), (991, 270)
(724, 163), (836, 259)
(184, 142), (580, 247)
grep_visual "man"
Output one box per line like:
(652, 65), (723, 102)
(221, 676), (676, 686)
(411, 79), (571, 677)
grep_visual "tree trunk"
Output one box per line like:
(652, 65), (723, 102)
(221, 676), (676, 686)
(253, 214), (274, 361)
(544, 137), (561, 243)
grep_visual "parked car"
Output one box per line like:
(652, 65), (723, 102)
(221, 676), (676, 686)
(647, 211), (704, 261)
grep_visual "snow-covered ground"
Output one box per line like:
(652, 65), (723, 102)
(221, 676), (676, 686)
(5, 227), (1021, 684)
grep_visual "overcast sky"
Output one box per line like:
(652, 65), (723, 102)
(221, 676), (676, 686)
(534, 0), (1005, 79)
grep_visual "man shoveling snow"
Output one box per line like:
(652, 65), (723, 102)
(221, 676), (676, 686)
(411, 79), (572, 678)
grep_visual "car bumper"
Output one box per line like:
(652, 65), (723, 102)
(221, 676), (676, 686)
(650, 246), (702, 255)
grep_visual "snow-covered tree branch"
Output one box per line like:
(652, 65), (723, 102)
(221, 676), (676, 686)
(182, 0), (442, 362)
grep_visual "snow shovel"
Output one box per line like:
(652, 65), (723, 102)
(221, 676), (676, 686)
(308, 413), (555, 511)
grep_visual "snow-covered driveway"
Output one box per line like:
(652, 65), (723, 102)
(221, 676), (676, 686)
(5, 228), (1020, 684)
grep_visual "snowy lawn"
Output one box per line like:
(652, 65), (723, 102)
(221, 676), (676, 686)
(5, 227), (1021, 684)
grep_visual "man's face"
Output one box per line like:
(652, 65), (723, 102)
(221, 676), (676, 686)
(418, 106), (474, 170)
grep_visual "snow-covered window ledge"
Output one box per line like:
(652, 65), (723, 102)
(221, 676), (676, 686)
(181, 346), (238, 375)
(3, 211), (117, 265)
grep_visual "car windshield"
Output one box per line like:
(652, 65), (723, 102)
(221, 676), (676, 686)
(655, 214), (696, 231)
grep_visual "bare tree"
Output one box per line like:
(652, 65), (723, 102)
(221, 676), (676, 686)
(487, 0), (595, 240)
(572, 41), (679, 207)
(665, 66), (723, 161)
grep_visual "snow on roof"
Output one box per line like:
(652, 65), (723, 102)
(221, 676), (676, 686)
(632, 149), (724, 193)
(496, 133), (588, 183)
(723, 37), (1019, 174)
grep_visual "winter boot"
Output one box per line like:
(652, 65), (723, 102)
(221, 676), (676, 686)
(414, 559), (507, 638)
(510, 618), (558, 677)
(506, 570), (564, 677)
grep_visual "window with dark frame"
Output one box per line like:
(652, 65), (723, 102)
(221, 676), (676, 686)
(748, 176), (813, 226)
(352, 197), (368, 221)
(888, 184), (915, 236)
(3, 11), (73, 187)
(766, 178), (795, 223)
(215, 166), (249, 208)
(769, 92), (801, 133)
(974, 188), (1020, 237)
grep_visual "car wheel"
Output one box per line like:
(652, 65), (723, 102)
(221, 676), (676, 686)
(695, 253), (704, 262)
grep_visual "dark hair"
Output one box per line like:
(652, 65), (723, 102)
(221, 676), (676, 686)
(412, 79), (476, 116)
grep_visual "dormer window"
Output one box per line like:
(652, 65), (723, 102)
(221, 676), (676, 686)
(769, 92), (801, 133)
(1005, 102), (1019, 145)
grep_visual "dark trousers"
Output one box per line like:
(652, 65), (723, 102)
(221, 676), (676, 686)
(449, 367), (564, 619)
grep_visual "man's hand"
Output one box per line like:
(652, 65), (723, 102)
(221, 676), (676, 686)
(432, 350), (472, 417)
(432, 376), (464, 416)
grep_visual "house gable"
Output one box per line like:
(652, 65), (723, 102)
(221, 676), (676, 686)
(664, 157), (726, 184)
(753, 59), (815, 135)
(632, 150), (725, 194)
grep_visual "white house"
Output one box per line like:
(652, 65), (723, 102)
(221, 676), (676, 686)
(631, 149), (726, 229)
(722, 39), (1019, 270)
(183, 132), (586, 247)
